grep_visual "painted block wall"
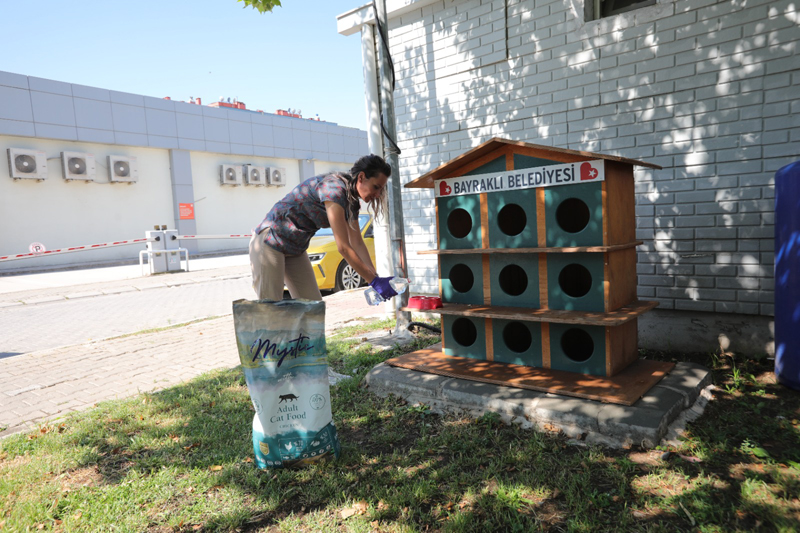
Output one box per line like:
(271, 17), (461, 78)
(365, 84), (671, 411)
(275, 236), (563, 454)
(378, 0), (797, 316)
(0, 134), (173, 268)
(187, 153), (297, 254)
(314, 160), (354, 176)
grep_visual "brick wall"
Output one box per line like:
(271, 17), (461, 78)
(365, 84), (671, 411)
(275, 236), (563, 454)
(386, 0), (798, 314)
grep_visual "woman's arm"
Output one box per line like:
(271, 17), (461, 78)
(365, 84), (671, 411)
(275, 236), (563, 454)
(347, 219), (376, 271)
(325, 202), (378, 283)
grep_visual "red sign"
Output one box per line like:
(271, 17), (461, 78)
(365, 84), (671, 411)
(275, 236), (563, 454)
(179, 203), (195, 220)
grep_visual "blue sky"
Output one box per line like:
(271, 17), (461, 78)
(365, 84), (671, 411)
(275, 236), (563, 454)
(1, 0), (368, 129)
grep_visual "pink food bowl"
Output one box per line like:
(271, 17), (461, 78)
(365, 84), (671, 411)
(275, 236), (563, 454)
(407, 296), (443, 310)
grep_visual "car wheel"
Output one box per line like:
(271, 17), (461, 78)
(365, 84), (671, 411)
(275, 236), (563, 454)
(335, 261), (364, 291)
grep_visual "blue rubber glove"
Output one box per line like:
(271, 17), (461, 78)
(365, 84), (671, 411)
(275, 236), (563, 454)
(369, 276), (398, 300)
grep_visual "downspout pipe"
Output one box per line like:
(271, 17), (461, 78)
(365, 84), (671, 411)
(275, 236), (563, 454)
(361, 24), (395, 317)
(374, 0), (412, 335)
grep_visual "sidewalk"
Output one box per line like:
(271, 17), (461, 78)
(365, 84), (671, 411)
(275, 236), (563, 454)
(0, 258), (389, 439)
(0, 254), (253, 306)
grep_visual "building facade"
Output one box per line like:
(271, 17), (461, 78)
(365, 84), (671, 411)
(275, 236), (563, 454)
(0, 70), (369, 272)
(339, 0), (799, 355)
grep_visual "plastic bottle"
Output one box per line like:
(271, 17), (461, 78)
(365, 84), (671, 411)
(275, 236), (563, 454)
(364, 277), (409, 306)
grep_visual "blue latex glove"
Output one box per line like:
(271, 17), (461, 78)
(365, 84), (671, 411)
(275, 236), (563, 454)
(369, 276), (398, 300)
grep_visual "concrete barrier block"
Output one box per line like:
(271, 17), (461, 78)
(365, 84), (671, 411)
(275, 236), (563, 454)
(656, 362), (713, 407)
(364, 364), (450, 400)
(532, 396), (602, 434)
(596, 404), (668, 448)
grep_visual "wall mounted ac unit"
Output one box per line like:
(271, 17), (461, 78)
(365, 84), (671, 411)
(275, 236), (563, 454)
(108, 155), (138, 183)
(7, 148), (48, 180)
(61, 151), (96, 181)
(267, 166), (287, 186)
(220, 164), (243, 186)
(244, 165), (267, 186)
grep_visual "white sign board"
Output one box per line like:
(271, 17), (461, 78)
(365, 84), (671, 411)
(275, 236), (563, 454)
(29, 242), (46, 254)
(435, 160), (605, 198)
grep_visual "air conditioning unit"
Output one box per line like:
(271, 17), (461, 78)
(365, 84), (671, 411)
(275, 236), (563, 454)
(108, 155), (138, 183)
(267, 166), (287, 186)
(244, 165), (267, 186)
(220, 164), (243, 186)
(61, 151), (96, 181)
(7, 148), (48, 180)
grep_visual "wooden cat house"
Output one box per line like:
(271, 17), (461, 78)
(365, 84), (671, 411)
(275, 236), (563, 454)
(385, 138), (674, 405)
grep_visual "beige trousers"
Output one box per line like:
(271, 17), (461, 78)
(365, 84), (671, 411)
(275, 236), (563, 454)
(249, 231), (322, 301)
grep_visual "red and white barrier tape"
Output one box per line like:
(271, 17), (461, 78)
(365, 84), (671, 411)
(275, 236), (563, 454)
(1, 234), (251, 263)
(175, 234), (251, 240)
(0, 238), (150, 263)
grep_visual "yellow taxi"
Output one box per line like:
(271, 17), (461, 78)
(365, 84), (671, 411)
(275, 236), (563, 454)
(307, 214), (376, 291)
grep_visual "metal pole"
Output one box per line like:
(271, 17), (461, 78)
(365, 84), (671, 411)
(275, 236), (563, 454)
(373, 0), (411, 335)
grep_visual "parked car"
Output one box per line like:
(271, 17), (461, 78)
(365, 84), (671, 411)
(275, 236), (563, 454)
(306, 214), (375, 291)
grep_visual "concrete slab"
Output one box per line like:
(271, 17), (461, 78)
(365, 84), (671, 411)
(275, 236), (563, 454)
(364, 360), (712, 449)
(345, 330), (417, 352)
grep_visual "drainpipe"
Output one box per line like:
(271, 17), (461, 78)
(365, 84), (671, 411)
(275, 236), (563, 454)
(374, 0), (411, 335)
(361, 24), (392, 314)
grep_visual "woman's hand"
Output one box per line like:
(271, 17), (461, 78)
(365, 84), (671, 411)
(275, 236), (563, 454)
(369, 276), (398, 300)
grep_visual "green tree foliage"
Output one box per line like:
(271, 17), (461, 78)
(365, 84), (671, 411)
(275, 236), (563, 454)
(238, 0), (282, 13)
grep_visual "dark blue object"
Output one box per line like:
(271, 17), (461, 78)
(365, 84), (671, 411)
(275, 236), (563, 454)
(369, 276), (397, 300)
(775, 160), (800, 390)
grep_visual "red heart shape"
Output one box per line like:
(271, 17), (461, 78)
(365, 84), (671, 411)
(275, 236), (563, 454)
(580, 162), (598, 181)
(439, 181), (452, 196)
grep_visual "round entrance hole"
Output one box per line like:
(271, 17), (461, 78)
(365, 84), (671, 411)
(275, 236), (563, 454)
(452, 318), (478, 347)
(498, 264), (528, 296)
(555, 198), (590, 234)
(503, 321), (532, 353)
(497, 203), (526, 236)
(560, 328), (594, 362)
(447, 208), (472, 239)
(558, 263), (592, 298)
(449, 263), (474, 294)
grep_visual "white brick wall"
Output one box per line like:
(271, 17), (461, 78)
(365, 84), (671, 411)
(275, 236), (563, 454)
(388, 0), (798, 312)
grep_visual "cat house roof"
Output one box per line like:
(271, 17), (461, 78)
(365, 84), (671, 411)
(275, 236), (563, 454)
(404, 137), (661, 189)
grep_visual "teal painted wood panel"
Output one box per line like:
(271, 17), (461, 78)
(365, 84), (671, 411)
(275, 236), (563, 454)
(544, 182), (604, 247)
(489, 254), (540, 308)
(466, 155), (507, 175)
(546, 253), (605, 312)
(443, 315), (487, 359)
(548, 323), (608, 376)
(513, 154), (559, 169)
(440, 255), (484, 305)
(486, 188), (538, 248)
(492, 319), (543, 367)
(437, 194), (482, 249)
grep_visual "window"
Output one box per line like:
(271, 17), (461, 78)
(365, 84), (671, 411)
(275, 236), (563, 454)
(585, 0), (656, 21)
(314, 214), (372, 237)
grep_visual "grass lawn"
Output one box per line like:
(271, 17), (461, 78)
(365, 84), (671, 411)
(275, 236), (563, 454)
(1, 317), (799, 532)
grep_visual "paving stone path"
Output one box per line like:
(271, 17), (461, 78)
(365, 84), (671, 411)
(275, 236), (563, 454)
(0, 266), (387, 439)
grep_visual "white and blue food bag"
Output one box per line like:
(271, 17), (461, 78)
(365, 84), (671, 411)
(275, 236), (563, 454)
(233, 299), (340, 468)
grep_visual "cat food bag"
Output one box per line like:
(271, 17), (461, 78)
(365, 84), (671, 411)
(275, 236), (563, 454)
(233, 298), (340, 468)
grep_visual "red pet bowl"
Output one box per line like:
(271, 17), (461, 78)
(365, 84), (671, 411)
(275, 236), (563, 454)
(407, 296), (443, 310)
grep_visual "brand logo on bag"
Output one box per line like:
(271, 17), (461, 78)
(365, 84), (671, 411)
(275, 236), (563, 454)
(434, 160), (605, 198)
(250, 334), (314, 367)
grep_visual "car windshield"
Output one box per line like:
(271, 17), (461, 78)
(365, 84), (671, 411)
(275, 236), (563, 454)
(315, 214), (370, 236)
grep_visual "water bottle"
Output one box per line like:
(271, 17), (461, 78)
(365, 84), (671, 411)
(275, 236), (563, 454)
(364, 277), (409, 306)
(389, 277), (409, 295)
